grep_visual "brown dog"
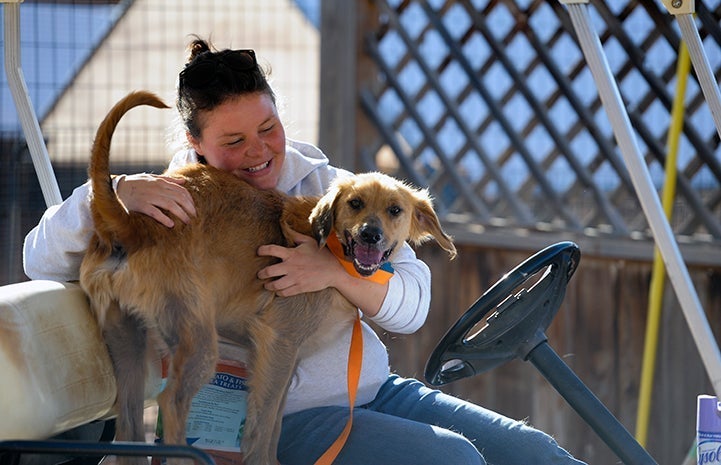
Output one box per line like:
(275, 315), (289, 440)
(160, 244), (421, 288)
(79, 91), (456, 465)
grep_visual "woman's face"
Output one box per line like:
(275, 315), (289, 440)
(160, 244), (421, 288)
(188, 92), (286, 190)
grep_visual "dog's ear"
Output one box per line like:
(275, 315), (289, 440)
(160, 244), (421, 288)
(309, 185), (339, 248)
(408, 188), (457, 259)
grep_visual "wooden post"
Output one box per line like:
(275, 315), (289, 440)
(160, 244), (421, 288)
(319, 0), (378, 172)
(319, 0), (357, 170)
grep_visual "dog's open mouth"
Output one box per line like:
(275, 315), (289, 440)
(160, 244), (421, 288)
(343, 231), (394, 277)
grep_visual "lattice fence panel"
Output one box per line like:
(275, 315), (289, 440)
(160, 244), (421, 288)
(359, 0), (721, 243)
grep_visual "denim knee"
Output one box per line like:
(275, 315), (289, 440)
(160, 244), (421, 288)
(431, 428), (487, 465)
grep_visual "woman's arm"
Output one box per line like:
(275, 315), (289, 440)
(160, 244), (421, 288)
(257, 233), (430, 334)
(366, 243), (431, 334)
(23, 182), (95, 281)
(23, 174), (195, 282)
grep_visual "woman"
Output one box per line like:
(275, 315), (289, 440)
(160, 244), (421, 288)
(23, 38), (586, 465)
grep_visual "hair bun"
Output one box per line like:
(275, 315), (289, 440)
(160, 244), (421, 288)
(187, 36), (212, 63)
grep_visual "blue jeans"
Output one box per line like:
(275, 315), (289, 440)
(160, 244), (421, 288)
(278, 375), (586, 465)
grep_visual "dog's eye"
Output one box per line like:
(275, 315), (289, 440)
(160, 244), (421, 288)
(349, 198), (363, 210)
(388, 205), (402, 217)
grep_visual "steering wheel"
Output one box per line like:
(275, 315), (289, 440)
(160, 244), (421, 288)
(425, 241), (580, 386)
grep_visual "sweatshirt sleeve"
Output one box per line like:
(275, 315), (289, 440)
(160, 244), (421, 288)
(369, 242), (431, 334)
(22, 182), (95, 282)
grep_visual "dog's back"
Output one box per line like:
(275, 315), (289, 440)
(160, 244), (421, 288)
(82, 91), (307, 328)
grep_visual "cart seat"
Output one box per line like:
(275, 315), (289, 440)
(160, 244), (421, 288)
(0, 280), (162, 441)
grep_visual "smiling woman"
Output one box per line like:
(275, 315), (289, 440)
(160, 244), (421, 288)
(174, 40), (287, 191)
(185, 93), (287, 191)
(22, 37), (587, 465)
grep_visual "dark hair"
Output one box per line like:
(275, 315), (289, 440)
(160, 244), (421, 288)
(177, 37), (276, 139)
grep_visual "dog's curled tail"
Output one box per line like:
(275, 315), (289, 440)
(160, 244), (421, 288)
(89, 91), (169, 248)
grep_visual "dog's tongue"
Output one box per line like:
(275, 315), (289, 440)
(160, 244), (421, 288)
(355, 245), (384, 267)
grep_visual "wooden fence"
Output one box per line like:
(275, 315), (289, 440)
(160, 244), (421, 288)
(376, 242), (721, 464)
(320, 1), (721, 463)
(321, 0), (721, 246)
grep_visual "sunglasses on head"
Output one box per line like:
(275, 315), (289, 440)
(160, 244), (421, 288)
(179, 49), (257, 89)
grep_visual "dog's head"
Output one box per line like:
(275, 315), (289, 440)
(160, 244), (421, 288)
(310, 172), (457, 277)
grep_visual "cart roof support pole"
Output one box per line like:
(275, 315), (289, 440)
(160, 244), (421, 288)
(663, 1), (721, 143)
(3, 1), (62, 207)
(559, 0), (721, 398)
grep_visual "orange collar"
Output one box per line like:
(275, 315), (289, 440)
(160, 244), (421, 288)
(325, 232), (394, 284)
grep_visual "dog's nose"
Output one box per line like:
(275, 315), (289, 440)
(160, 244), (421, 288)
(360, 225), (383, 244)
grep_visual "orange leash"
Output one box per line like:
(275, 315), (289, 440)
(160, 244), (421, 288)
(313, 314), (363, 465)
(313, 231), (394, 464)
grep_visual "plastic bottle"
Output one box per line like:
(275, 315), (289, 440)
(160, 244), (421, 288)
(697, 395), (721, 465)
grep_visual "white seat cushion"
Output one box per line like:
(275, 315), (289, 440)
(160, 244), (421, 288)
(0, 280), (161, 440)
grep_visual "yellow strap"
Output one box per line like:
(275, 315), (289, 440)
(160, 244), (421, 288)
(634, 39), (690, 447)
(313, 314), (363, 465)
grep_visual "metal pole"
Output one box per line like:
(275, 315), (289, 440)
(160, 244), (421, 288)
(3, 1), (62, 207)
(559, 0), (721, 397)
(0, 440), (216, 465)
(528, 342), (658, 465)
(662, 2), (721, 147)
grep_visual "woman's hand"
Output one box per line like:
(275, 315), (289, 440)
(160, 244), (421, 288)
(257, 229), (388, 316)
(257, 229), (342, 296)
(115, 173), (196, 227)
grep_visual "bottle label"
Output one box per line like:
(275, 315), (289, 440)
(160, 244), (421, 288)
(698, 432), (721, 465)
